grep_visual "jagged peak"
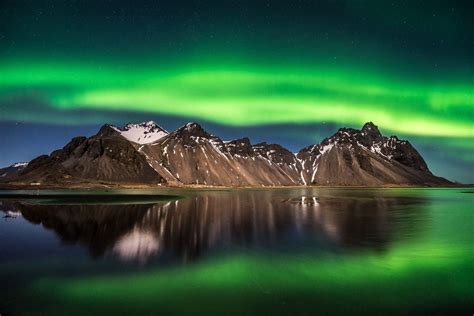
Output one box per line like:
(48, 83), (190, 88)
(298, 122), (383, 156)
(361, 121), (382, 137)
(175, 122), (213, 138)
(181, 122), (201, 130)
(362, 121), (377, 130)
(227, 137), (252, 146)
(320, 122), (383, 147)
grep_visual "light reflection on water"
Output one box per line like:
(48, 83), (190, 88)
(0, 188), (472, 315)
(1, 189), (429, 264)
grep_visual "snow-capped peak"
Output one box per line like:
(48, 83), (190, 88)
(112, 121), (169, 144)
(11, 162), (28, 168)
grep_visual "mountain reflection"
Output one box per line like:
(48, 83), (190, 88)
(1, 190), (428, 263)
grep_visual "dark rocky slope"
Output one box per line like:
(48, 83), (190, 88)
(139, 122), (303, 186)
(297, 122), (448, 186)
(9, 125), (163, 185)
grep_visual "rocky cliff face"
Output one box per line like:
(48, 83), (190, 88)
(139, 122), (303, 186)
(10, 125), (164, 185)
(297, 122), (446, 186)
(1, 121), (451, 187)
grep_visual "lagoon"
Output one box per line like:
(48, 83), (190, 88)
(0, 188), (473, 315)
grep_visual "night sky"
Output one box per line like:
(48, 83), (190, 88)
(0, 0), (473, 182)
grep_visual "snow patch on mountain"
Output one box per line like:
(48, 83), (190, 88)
(112, 121), (168, 144)
(12, 162), (29, 168)
(319, 143), (335, 156)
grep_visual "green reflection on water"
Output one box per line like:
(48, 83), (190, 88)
(28, 247), (473, 314)
(2, 188), (474, 315)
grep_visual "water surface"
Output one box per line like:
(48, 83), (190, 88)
(0, 188), (472, 315)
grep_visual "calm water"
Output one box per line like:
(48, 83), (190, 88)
(0, 188), (472, 315)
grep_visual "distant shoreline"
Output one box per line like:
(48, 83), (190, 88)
(0, 182), (471, 191)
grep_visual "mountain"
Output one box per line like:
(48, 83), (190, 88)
(7, 124), (164, 185)
(0, 121), (451, 187)
(297, 122), (447, 186)
(139, 122), (303, 186)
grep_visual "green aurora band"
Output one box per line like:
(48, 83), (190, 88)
(1, 59), (473, 139)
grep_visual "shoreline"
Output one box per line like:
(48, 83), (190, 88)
(0, 182), (471, 191)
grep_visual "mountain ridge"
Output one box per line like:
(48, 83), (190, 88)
(0, 121), (452, 187)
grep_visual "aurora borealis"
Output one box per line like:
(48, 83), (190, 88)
(1, 0), (473, 182)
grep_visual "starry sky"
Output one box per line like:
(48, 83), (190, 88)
(0, 0), (473, 183)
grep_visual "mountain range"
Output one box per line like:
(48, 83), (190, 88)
(0, 121), (451, 187)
